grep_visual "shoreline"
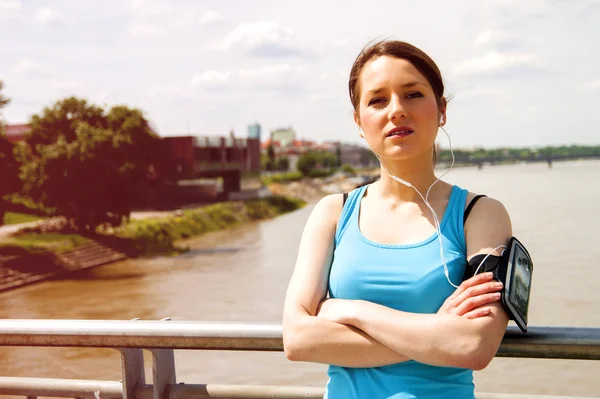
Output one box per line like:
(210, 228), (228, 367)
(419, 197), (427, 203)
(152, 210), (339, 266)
(0, 195), (306, 293)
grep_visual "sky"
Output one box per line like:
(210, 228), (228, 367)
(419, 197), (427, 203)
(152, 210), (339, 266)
(1, 0), (600, 149)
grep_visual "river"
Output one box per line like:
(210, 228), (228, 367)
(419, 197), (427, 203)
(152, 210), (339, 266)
(0, 160), (599, 397)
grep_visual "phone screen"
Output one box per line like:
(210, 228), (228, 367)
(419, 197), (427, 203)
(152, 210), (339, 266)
(508, 244), (533, 321)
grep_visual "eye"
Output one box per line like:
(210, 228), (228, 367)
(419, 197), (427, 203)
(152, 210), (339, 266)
(367, 98), (386, 106)
(406, 91), (424, 99)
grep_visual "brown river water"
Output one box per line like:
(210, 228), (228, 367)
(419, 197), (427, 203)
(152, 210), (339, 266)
(0, 160), (599, 397)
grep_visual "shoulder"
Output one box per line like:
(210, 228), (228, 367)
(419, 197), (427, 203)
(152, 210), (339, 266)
(305, 193), (346, 229)
(464, 192), (513, 258)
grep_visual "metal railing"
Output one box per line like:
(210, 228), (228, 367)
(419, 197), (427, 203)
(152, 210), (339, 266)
(0, 319), (598, 399)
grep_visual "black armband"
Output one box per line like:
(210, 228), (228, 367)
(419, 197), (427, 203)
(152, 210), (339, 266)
(463, 237), (534, 333)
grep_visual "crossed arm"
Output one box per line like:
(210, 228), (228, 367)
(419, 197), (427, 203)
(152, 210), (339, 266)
(282, 193), (511, 370)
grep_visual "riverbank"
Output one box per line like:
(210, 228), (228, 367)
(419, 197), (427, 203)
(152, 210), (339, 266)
(0, 195), (305, 292)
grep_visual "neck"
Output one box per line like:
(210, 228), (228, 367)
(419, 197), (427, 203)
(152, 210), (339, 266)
(376, 149), (439, 202)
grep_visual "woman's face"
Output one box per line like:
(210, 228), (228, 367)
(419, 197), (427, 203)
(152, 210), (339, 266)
(355, 55), (444, 161)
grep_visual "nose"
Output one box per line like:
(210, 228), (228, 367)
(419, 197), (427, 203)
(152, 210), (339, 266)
(388, 95), (406, 120)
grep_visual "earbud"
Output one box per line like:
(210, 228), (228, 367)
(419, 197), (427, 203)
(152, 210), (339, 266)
(439, 115), (445, 126)
(358, 128), (365, 138)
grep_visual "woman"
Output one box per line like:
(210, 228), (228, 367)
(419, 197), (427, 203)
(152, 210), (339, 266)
(282, 40), (512, 398)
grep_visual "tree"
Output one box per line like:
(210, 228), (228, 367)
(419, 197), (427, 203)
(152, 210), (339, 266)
(0, 81), (9, 115)
(335, 143), (342, 167)
(277, 156), (289, 171)
(0, 81), (19, 225)
(296, 152), (317, 176)
(266, 143), (276, 171)
(0, 137), (22, 225)
(27, 97), (106, 150)
(18, 97), (160, 231)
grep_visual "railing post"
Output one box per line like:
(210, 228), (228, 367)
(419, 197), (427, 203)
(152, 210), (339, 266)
(119, 348), (145, 399)
(150, 349), (176, 399)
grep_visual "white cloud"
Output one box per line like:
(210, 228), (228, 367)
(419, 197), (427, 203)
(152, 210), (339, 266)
(473, 30), (517, 48)
(34, 7), (63, 25)
(49, 79), (79, 90)
(0, 0), (23, 21)
(328, 38), (349, 48)
(454, 51), (540, 76)
(238, 64), (297, 80)
(582, 79), (600, 90)
(11, 59), (51, 76)
(129, 0), (172, 18)
(129, 23), (164, 37)
(149, 84), (181, 98)
(0, 0), (20, 10)
(199, 11), (224, 26)
(95, 91), (109, 104)
(190, 64), (304, 91)
(218, 21), (302, 57)
(128, 0), (223, 37)
(190, 71), (233, 89)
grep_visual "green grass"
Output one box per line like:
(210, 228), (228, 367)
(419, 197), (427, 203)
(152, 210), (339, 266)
(0, 233), (90, 253)
(3, 212), (43, 226)
(112, 195), (306, 256)
(1, 196), (305, 258)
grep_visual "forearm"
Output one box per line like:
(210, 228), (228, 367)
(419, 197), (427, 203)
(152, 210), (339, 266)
(349, 301), (506, 370)
(283, 313), (410, 368)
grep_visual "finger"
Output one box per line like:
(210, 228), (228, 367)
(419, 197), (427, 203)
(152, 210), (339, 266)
(463, 307), (491, 319)
(454, 292), (501, 316)
(448, 272), (495, 300)
(449, 280), (503, 308)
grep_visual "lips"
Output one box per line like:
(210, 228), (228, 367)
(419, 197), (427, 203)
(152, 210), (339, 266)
(386, 126), (414, 138)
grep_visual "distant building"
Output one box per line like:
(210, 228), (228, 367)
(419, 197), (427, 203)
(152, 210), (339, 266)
(158, 135), (261, 179)
(248, 122), (261, 141)
(270, 127), (296, 148)
(3, 124), (31, 143)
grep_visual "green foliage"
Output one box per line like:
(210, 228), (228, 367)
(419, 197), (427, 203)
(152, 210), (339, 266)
(0, 80), (10, 116)
(0, 135), (21, 196)
(296, 151), (338, 176)
(113, 196), (305, 256)
(0, 128), (23, 225)
(1, 233), (89, 252)
(277, 156), (289, 171)
(2, 212), (42, 226)
(261, 171), (303, 185)
(17, 97), (161, 231)
(437, 145), (600, 165)
(266, 143), (276, 171)
(341, 163), (357, 175)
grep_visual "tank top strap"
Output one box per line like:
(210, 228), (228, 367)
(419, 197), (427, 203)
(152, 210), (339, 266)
(444, 185), (470, 254)
(335, 184), (368, 247)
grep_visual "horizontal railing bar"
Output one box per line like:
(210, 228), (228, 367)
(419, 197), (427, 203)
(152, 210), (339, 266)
(136, 383), (325, 399)
(0, 377), (122, 398)
(0, 320), (282, 351)
(0, 379), (597, 399)
(498, 326), (600, 360)
(0, 320), (599, 360)
(137, 384), (600, 399)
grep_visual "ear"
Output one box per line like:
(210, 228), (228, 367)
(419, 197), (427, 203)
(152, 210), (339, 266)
(439, 97), (448, 127)
(353, 110), (364, 137)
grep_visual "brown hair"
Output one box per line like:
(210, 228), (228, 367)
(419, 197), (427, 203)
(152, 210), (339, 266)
(349, 40), (446, 165)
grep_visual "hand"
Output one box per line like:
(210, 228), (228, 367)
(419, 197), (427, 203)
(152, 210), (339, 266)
(316, 298), (357, 324)
(438, 272), (503, 319)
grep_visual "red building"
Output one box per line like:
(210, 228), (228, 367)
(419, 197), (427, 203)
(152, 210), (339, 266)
(3, 124), (31, 143)
(158, 135), (261, 180)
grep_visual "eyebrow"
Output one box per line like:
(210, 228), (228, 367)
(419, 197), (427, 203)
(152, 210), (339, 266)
(366, 82), (426, 95)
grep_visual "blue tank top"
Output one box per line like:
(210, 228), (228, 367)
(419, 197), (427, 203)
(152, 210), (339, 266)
(325, 184), (475, 399)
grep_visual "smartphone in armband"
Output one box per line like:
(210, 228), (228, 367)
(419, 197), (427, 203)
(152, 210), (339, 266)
(463, 237), (534, 333)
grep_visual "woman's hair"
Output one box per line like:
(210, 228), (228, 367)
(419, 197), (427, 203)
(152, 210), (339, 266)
(348, 40), (446, 165)
(348, 40), (446, 112)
